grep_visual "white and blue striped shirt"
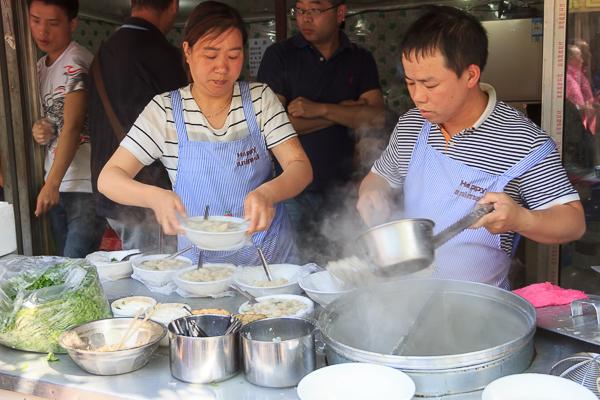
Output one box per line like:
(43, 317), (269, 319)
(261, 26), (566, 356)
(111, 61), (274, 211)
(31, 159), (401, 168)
(373, 84), (579, 255)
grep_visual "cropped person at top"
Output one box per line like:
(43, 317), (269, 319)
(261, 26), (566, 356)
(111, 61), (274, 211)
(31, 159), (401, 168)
(98, 1), (312, 265)
(356, 6), (585, 288)
(28, 0), (105, 257)
(87, 0), (188, 253)
(257, 0), (385, 262)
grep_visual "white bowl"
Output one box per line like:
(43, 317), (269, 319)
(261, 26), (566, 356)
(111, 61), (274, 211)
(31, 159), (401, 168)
(111, 296), (157, 318)
(233, 264), (303, 297)
(173, 263), (237, 297)
(297, 363), (415, 400)
(238, 294), (314, 319)
(131, 254), (194, 286)
(150, 303), (191, 346)
(86, 251), (133, 281)
(182, 216), (249, 250)
(482, 373), (597, 400)
(298, 270), (353, 307)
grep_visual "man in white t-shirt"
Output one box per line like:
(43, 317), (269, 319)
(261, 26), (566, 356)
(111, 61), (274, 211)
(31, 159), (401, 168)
(28, 0), (104, 257)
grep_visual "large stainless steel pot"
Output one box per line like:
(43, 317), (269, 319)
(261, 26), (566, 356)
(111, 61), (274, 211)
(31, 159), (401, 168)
(318, 279), (536, 397)
(358, 204), (494, 276)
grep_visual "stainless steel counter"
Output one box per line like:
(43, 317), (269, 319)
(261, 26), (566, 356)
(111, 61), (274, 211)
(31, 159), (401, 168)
(0, 277), (598, 400)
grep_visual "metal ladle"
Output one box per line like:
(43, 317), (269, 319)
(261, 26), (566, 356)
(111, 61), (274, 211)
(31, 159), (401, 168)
(256, 247), (273, 281)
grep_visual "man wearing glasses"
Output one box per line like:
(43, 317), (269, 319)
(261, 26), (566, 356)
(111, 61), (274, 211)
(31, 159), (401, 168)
(258, 0), (385, 262)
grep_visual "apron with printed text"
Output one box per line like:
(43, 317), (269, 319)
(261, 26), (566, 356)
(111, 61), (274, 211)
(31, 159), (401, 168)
(171, 81), (293, 265)
(403, 121), (555, 288)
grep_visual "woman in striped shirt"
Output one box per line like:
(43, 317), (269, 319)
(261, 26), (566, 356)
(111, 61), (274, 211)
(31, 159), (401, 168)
(357, 6), (585, 288)
(98, 1), (312, 265)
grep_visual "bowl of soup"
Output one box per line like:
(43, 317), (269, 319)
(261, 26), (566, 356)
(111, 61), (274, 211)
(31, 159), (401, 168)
(131, 254), (193, 286)
(173, 263), (237, 297)
(239, 294), (314, 319)
(182, 216), (249, 250)
(233, 264), (303, 297)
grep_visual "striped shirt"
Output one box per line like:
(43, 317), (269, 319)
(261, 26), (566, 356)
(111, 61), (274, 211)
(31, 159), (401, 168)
(373, 84), (579, 255)
(121, 82), (296, 185)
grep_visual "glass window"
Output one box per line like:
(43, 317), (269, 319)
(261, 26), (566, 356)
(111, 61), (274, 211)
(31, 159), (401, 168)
(561, 8), (600, 293)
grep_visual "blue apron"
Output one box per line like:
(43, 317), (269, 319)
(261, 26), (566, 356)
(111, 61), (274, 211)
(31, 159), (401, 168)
(171, 81), (294, 265)
(403, 121), (555, 288)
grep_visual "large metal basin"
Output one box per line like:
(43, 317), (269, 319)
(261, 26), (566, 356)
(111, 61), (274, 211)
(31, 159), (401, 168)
(318, 279), (536, 397)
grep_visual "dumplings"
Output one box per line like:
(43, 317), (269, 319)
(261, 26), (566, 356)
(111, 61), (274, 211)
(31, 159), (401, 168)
(186, 219), (243, 232)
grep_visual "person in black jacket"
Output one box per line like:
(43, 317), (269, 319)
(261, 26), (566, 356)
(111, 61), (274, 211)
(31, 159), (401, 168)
(87, 0), (187, 252)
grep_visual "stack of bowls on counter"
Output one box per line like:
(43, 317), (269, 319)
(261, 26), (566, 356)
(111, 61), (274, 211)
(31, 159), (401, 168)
(86, 250), (138, 281)
(298, 269), (354, 307)
(111, 297), (192, 347)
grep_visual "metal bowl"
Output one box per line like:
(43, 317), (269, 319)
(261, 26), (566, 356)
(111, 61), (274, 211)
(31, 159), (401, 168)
(58, 318), (166, 375)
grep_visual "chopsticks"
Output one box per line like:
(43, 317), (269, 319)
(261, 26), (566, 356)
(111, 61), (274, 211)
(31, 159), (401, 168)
(116, 306), (157, 351)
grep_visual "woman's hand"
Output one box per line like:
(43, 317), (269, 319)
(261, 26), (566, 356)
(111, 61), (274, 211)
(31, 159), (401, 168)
(146, 188), (187, 235)
(244, 187), (276, 234)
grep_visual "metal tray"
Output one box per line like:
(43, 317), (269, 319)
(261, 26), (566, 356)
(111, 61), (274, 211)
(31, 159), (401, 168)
(536, 295), (600, 345)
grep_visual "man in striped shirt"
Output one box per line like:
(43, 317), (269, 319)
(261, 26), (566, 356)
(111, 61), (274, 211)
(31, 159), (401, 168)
(357, 6), (585, 287)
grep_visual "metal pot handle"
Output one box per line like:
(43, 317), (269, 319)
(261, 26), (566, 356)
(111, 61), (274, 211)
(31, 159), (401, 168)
(432, 203), (495, 248)
(313, 328), (327, 356)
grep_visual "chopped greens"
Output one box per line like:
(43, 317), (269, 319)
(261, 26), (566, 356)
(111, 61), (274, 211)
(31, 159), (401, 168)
(0, 259), (111, 353)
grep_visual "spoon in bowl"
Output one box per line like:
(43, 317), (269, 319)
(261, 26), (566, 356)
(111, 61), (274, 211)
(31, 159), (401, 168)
(256, 247), (273, 281)
(196, 251), (203, 270)
(164, 245), (193, 260)
(203, 205), (209, 220)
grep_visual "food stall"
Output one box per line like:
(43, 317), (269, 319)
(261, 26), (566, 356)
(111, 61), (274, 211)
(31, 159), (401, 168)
(2, 0), (600, 399)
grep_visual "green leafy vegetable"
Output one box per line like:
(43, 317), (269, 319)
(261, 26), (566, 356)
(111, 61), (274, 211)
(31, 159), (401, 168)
(26, 275), (56, 291)
(46, 352), (59, 362)
(0, 259), (111, 353)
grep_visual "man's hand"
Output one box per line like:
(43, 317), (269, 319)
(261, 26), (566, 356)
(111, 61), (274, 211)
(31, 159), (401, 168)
(472, 192), (528, 234)
(288, 97), (327, 119)
(34, 182), (60, 216)
(356, 189), (393, 227)
(32, 118), (56, 145)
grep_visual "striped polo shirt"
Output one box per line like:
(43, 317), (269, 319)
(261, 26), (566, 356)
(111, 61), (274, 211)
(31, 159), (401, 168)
(373, 84), (579, 255)
(121, 82), (296, 185)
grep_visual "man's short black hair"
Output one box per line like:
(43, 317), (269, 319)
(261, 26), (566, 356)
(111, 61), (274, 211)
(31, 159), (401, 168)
(28, 0), (78, 20)
(131, 0), (174, 11)
(401, 5), (488, 77)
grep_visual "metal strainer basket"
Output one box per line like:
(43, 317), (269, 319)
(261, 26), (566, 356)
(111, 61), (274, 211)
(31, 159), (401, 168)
(550, 352), (600, 397)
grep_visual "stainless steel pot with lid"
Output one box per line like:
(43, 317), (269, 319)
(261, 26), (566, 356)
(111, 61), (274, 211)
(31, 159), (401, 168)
(318, 279), (536, 397)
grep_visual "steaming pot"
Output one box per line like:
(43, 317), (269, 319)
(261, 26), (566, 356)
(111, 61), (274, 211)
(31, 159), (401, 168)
(318, 279), (536, 397)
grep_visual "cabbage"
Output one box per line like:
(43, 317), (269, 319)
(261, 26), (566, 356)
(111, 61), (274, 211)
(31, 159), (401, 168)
(0, 257), (111, 353)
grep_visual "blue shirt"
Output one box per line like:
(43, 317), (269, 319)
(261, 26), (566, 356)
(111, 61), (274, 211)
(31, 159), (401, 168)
(257, 32), (381, 192)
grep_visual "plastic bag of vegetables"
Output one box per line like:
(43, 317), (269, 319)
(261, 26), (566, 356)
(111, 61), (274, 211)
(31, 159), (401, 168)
(0, 257), (111, 353)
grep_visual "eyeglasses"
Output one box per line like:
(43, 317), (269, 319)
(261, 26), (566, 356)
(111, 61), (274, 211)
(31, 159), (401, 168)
(289, 5), (338, 18)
